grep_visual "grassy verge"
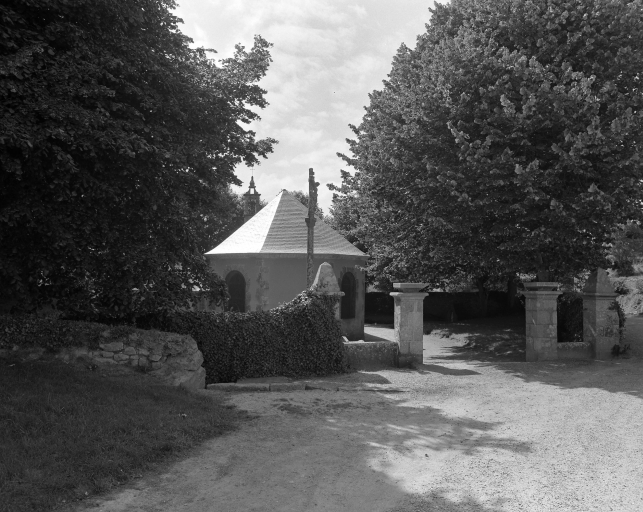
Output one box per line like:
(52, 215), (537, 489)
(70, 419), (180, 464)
(0, 359), (247, 512)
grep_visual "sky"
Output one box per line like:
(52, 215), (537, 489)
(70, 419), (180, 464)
(173, 0), (436, 213)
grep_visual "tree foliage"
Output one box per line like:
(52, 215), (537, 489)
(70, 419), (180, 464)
(334, 0), (643, 290)
(287, 189), (328, 222)
(0, 0), (276, 318)
(608, 221), (643, 275)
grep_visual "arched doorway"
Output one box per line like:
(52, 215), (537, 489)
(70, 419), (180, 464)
(225, 271), (246, 312)
(340, 272), (356, 319)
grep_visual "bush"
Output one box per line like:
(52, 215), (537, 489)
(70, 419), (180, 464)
(149, 290), (347, 383)
(557, 293), (584, 343)
(611, 277), (630, 295)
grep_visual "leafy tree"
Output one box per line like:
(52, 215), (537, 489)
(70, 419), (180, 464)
(327, 170), (367, 251)
(608, 221), (643, 276)
(0, 0), (276, 318)
(335, 0), (643, 303)
(197, 187), (245, 254)
(287, 189), (327, 222)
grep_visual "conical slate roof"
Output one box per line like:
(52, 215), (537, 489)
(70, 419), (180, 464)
(206, 191), (367, 258)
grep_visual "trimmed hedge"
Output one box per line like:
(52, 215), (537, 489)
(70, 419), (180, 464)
(0, 314), (136, 352)
(152, 290), (347, 383)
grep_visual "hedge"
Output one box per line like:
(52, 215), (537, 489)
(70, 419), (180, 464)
(150, 290), (348, 383)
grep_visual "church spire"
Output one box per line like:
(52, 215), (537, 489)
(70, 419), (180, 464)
(243, 174), (261, 223)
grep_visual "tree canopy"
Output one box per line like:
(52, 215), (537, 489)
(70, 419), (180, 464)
(0, 0), (276, 318)
(287, 190), (326, 221)
(333, 0), (643, 291)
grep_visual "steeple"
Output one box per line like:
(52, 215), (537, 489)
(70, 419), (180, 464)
(243, 175), (261, 223)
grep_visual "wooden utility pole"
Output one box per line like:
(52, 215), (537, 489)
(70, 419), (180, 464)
(306, 168), (319, 287)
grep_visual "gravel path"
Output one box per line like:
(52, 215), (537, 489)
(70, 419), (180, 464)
(78, 318), (643, 512)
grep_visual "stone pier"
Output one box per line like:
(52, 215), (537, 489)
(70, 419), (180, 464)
(523, 282), (562, 362)
(583, 268), (619, 359)
(390, 283), (427, 366)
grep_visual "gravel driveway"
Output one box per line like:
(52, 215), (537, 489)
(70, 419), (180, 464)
(79, 317), (643, 512)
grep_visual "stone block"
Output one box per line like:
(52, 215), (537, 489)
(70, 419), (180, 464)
(151, 361), (163, 370)
(114, 353), (129, 362)
(71, 347), (89, 357)
(526, 324), (557, 338)
(129, 358), (139, 366)
(149, 353), (162, 362)
(409, 340), (424, 356)
(123, 346), (137, 355)
(138, 356), (149, 366)
(526, 337), (557, 362)
(343, 341), (398, 369)
(231, 382), (269, 391)
(100, 351), (114, 358)
(557, 342), (592, 360)
(137, 348), (149, 356)
(528, 310), (556, 325)
(270, 382), (306, 391)
(99, 341), (124, 352)
(398, 340), (411, 355)
(207, 383), (240, 391)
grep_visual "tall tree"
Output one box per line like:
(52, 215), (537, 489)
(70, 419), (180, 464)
(0, 0), (276, 318)
(287, 190), (327, 222)
(336, 0), (643, 297)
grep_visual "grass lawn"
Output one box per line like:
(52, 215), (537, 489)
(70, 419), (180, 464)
(0, 359), (247, 512)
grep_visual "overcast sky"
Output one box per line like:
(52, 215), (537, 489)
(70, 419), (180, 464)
(173, 0), (436, 212)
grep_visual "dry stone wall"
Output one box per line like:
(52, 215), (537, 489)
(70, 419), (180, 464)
(0, 320), (206, 390)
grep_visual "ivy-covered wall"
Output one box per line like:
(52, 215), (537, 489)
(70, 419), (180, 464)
(155, 290), (348, 383)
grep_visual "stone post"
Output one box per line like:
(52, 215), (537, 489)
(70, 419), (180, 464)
(583, 268), (619, 359)
(390, 283), (428, 367)
(523, 282), (562, 362)
(310, 262), (344, 321)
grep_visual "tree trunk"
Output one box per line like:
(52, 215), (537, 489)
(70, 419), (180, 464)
(475, 275), (489, 318)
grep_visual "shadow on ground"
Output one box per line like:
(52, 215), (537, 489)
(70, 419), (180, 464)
(427, 316), (526, 363)
(259, 393), (530, 512)
(426, 316), (643, 400)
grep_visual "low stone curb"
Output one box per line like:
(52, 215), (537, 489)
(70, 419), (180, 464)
(206, 382), (406, 393)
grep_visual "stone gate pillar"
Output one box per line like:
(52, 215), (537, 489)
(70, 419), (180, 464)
(583, 268), (619, 359)
(390, 283), (427, 366)
(523, 282), (562, 362)
(310, 262), (344, 321)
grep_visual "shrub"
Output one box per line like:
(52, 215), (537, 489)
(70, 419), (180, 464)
(150, 290), (347, 383)
(611, 277), (630, 295)
(609, 300), (627, 344)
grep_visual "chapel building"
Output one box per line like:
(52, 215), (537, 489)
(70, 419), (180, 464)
(205, 182), (367, 340)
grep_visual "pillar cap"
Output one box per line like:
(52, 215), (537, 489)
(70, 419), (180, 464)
(523, 282), (559, 291)
(582, 268), (615, 295)
(393, 283), (427, 292)
(390, 292), (428, 298)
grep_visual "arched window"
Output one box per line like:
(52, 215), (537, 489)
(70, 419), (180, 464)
(340, 272), (356, 319)
(225, 271), (246, 312)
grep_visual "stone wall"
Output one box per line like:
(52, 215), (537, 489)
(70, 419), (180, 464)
(343, 340), (398, 369)
(0, 326), (206, 390)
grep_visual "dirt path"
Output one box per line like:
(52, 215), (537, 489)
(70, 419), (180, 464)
(77, 318), (643, 512)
